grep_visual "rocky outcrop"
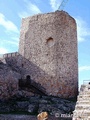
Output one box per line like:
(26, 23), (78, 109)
(0, 95), (76, 116)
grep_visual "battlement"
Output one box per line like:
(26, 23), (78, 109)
(3, 52), (19, 58)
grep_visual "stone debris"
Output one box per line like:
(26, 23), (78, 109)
(0, 95), (76, 116)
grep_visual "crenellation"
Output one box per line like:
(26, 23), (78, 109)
(3, 52), (19, 59)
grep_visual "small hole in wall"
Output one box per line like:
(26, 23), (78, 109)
(22, 64), (24, 67)
(26, 75), (31, 80)
(46, 37), (54, 47)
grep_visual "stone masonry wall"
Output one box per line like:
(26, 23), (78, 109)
(0, 60), (19, 99)
(19, 11), (78, 98)
(0, 55), (36, 99)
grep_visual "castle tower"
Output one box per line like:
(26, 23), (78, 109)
(19, 11), (78, 98)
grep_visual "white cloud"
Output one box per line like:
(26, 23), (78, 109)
(75, 17), (90, 42)
(0, 47), (8, 54)
(79, 66), (90, 72)
(6, 40), (19, 46)
(0, 38), (19, 46)
(11, 37), (19, 42)
(19, 0), (41, 18)
(0, 13), (19, 33)
(50, 1), (90, 42)
(50, 0), (62, 11)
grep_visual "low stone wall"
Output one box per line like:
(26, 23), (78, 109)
(3, 52), (19, 58)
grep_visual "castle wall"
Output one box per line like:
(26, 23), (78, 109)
(0, 59), (19, 99)
(3, 52), (19, 58)
(19, 11), (78, 98)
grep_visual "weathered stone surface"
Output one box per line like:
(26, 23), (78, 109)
(0, 56), (45, 99)
(0, 95), (76, 116)
(28, 104), (39, 114)
(16, 101), (29, 111)
(19, 10), (78, 98)
(36, 96), (75, 115)
(38, 104), (63, 115)
(0, 61), (20, 99)
(0, 11), (78, 99)
(29, 96), (40, 103)
(0, 114), (71, 120)
(0, 115), (37, 120)
(0, 105), (11, 113)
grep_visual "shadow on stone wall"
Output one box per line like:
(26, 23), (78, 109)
(2, 52), (78, 99)
(5, 53), (56, 96)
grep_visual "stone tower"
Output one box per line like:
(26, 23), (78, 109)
(19, 11), (78, 98)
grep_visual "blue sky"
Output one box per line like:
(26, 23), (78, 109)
(0, 0), (90, 87)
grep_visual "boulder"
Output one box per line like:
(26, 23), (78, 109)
(28, 104), (39, 114)
(38, 104), (64, 115)
(16, 101), (29, 111)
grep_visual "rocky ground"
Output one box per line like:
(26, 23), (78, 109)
(0, 93), (76, 120)
(0, 114), (72, 120)
(0, 53), (77, 120)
